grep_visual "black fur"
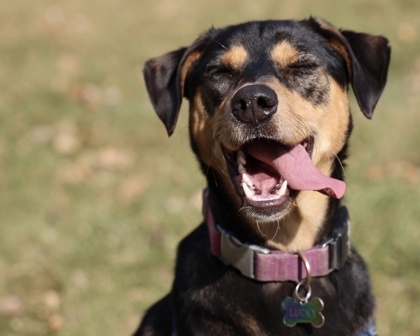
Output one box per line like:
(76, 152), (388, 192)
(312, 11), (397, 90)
(135, 18), (391, 336)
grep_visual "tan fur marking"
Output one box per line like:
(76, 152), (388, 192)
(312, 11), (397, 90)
(180, 50), (203, 95)
(190, 91), (213, 164)
(271, 41), (300, 68)
(237, 311), (268, 336)
(315, 18), (353, 77)
(221, 45), (248, 71)
(328, 39), (352, 77)
(189, 92), (243, 210)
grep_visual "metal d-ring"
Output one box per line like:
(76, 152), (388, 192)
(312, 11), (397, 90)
(294, 281), (312, 304)
(297, 250), (312, 287)
(294, 251), (312, 303)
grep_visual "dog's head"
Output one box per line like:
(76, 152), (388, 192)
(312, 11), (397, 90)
(143, 18), (390, 250)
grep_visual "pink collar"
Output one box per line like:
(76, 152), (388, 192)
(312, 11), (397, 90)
(203, 190), (350, 283)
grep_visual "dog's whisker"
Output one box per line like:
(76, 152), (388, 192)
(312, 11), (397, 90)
(269, 220), (280, 241)
(214, 40), (228, 50)
(256, 221), (267, 239)
(334, 153), (346, 175)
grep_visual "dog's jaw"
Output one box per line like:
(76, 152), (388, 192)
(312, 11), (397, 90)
(198, 103), (351, 251)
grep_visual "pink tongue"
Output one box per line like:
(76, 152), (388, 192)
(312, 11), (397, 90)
(247, 143), (346, 199)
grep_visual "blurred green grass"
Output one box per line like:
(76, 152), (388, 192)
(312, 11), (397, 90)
(0, 0), (419, 335)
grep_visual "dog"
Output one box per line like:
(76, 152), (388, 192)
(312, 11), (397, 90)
(135, 17), (391, 336)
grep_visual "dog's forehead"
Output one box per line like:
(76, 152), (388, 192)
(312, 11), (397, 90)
(204, 20), (326, 64)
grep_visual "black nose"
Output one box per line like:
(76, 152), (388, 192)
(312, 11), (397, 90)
(231, 85), (278, 125)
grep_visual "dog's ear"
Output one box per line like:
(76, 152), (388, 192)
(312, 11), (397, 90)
(143, 32), (212, 136)
(310, 18), (391, 119)
(143, 48), (186, 136)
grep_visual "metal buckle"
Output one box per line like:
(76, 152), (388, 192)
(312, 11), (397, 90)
(220, 230), (269, 279)
(322, 206), (350, 270)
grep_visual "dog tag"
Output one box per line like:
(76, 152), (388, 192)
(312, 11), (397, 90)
(282, 252), (325, 328)
(282, 296), (325, 328)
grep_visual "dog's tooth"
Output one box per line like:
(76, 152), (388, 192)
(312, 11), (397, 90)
(277, 180), (288, 197)
(238, 163), (245, 174)
(242, 181), (255, 199)
(242, 173), (254, 188)
(237, 150), (246, 166)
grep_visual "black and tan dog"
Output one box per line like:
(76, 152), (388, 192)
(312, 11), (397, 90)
(135, 18), (390, 336)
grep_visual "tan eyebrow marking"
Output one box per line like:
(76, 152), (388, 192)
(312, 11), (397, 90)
(221, 45), (248, 70)
(271, 41), (300, 67)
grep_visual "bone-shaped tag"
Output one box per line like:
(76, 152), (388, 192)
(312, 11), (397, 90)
(282, 297), (325, 328)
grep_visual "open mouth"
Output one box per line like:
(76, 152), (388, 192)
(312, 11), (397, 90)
(226, 138), (346, 214)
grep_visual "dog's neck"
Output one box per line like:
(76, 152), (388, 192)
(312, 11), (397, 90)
(263, 190), (336, 252)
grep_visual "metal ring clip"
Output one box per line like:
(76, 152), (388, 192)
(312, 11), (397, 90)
(297, 251), (312, 287)
(295, 251), (312, 303)
(294, 281), (312, 303)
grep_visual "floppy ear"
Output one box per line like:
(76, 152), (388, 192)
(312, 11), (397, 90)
(143, 30), (214, 136)
(310, 18), (391, 119)
(143, 48), (187, 136)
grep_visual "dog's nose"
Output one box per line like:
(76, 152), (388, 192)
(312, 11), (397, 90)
(231, 85), (278, 125)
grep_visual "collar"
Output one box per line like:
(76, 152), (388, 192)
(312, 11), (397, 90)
(203, 189), (350, 283)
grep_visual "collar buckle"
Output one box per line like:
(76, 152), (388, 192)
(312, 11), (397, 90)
(322, 206), (350, 270)
(220, 227), (269, 279)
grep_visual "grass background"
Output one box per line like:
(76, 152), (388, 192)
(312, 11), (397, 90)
(0, 0), (419, 335)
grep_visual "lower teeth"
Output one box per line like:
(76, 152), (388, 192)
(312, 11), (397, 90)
(242, 179), (288, 200)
